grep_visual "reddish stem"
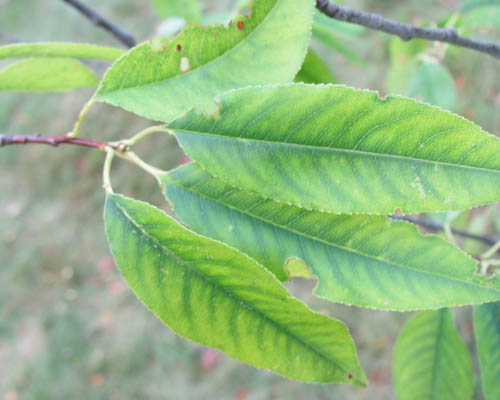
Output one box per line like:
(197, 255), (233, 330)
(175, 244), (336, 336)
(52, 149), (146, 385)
(0, 134), (127, 152)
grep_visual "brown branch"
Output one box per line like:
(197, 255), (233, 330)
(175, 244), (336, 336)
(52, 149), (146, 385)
(0, 134), (127, 152)
(316, 0), (500, 60)
(60, 0), (136, 48)
(390, 215), (500, 247)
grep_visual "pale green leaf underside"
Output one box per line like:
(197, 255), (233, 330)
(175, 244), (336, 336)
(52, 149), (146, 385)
(0, 58), (99, 92)
(162, 163), (500, 310)
(474, 302), (500, 400)
(95, 0), (315, 122)
(461, 6), (500, 31)
(104, 193), (366, 385)
(393, 310), (473, 400)
(153, 0), (202, 22)
(167, 84), (500, 215)
(407, 62), (457, 111)
(0, 42), (124, 61)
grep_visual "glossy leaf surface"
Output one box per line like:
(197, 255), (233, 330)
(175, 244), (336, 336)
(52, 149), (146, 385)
(393, 310), (473, 400)
(0, 58), (99, 92)
(167, 84), (500, 215)
(95, 0), (315, 122)
(162, 163), (500, 310)
(474, 302), (500, 400)
(104, 193), (366, 385)
(0, 42), (124, 61)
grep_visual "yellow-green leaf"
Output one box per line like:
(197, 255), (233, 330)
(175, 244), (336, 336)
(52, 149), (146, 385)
(104, 193), (366, 385)
(94, 0), (315, 122)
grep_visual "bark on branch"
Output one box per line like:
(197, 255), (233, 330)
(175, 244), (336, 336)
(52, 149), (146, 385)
(60, 0), (136, 48)
(0, 134), (126, 152)
(316, 0), (500, 60)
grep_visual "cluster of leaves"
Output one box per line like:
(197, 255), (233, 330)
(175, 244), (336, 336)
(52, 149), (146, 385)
(1, 0), (500, 398)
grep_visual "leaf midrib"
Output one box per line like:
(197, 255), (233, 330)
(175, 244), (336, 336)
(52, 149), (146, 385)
(430, 311), (445, 400)
(172, 127), (500, 175)
(108, 195), (361, 383)
(164, 174), (500, 294)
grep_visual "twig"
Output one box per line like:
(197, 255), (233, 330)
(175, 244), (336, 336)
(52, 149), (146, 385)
(390, 215), (500, 247)
(60, 0), (136, 48)
(316, 0), (500, 60)
(0, 134), (127, 152)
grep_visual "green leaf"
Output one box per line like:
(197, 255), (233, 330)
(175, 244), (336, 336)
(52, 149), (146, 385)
(389, 36), (427, 63)
(95, 0), (315, 123)
(393, 310), (473, 400)
(162, 163), (500, 310)
(295, 48), (336, 84)
(386, 37), (425, 95)
(0, 58), (99, 92)
(407, 62), (457, 111)
(386, 60), (418, 95)
(167, 84), (500, 215)
(474, 302), (500, 400)
(461, 6), (500, 31)
(104, 193), (366, 386)
(313, 12), (365, 37)
(460, 0), (500, 12)
(312, 23), (366, 65)
(0, 42), (124, 61)
(152, 0), (202, 23)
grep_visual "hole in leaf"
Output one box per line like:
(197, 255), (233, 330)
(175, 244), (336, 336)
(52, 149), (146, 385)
(179, 56), (190, 73)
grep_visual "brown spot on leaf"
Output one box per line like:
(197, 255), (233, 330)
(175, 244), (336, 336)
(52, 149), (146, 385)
(237, 21), (245, 30)
(348, 373), (353, 379)
(176, 44), (182, 51)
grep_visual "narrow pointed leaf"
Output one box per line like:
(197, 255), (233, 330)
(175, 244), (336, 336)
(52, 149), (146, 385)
(0, 58), (98, 92)
(94, 0), (315, 122)
(0, 42), (124, 61)
(167, 84), (500, 215)
(474, 302), (500, 400)
(104, 193), (366, 385)
(393, 310), (473, 400)
(161, 163), (500, 310)
(312, 22), (365, 65)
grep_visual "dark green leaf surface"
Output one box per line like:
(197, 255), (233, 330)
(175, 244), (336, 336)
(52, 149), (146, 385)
(393, 310), (473, 400)
(167, 84), (500, 215)
(104, 193), (366, 385)
(295, 48), (336, 84)
(0, 58), (99, 92)
(95, 0), (315, 122)
(474, 302), (500, 400)
(0, 42), (124, 61)
(162, 163), (500, 310)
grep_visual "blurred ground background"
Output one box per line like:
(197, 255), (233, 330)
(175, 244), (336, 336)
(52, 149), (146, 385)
(0, 0), (499, 399)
